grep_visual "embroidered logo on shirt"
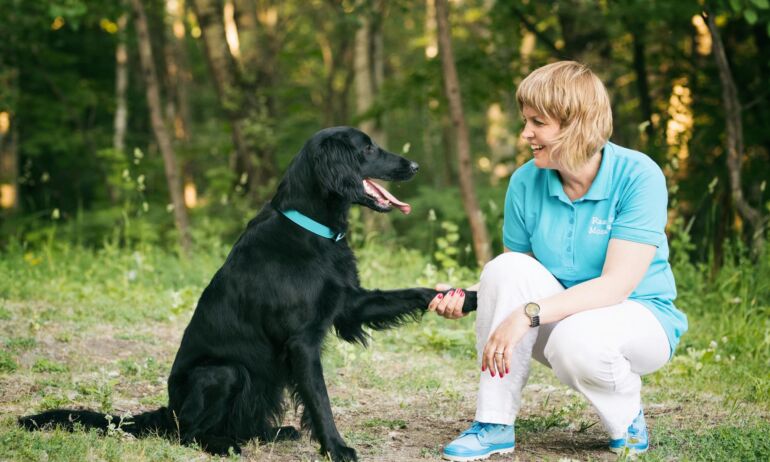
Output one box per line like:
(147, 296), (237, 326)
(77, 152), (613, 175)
(589, 216), (613, 235)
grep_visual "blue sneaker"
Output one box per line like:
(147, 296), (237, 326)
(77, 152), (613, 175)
(609, 409), (649, 455)
(442, 421), (515, 461)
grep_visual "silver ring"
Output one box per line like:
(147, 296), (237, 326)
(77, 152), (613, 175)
(494, 352), (504, 356)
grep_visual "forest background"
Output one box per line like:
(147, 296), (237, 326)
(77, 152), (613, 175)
(0, 0), (769, 460)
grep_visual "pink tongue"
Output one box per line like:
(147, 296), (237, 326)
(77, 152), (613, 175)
(366, 180), (411, 214)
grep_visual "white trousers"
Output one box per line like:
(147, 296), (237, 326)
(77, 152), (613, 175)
(474, 252), (670, 438)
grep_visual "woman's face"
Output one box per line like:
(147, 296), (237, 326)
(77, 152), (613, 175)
(521, 106), (561, 169)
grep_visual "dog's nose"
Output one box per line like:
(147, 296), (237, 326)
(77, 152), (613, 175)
(409, 161), (420, 173)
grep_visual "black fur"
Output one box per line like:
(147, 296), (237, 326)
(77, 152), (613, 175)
(19, 127), (477, 461)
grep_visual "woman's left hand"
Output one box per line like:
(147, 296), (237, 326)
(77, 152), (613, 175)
(482, 307), (530, 378)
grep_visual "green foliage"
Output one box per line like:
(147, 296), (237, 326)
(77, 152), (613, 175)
(1, 0), (768, 267)
(639, 421), (770, 461)
(0, 350), (18, 373)
(391, 183), (505, 269)
(32, 358), (69, 373)
(0, 424), (201, 462)
(0, 241), (224, 326)
(77, 378), (115, 412)
(363, 418), (407, 430)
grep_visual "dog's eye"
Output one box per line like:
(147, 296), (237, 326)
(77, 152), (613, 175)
(364, 145), (375, 155)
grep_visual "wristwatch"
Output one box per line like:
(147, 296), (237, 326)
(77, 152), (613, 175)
(524, 302), (541, 327)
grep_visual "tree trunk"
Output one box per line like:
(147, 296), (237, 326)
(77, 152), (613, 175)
(0, 63), (18, 212)
(233, 0), (278, 186)
(132, 0), (192, 254)
(0, 110), (18, 211)
(435, 0), (492, 266)
(313, 2), (355, 127)
(165, 0), (196, 207)
(191, 0), (276, 198)
(354, 0), (386, 144)
(190, 0), (252, 181)
(164, 0), (192, 143)
(108, 9), (130, 205)
(630, 25), (654, 143)
(355, 0), (390, 234)
(114, 12), (129, 154)
(704, 9), (764, 251)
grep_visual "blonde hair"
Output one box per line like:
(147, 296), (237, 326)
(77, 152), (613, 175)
(516, 61), (612, 172)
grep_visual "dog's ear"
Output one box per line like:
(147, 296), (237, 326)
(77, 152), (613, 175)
(314, 137), (361, 199)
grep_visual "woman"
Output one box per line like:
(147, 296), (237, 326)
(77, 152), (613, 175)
(428, 61), (687, 461)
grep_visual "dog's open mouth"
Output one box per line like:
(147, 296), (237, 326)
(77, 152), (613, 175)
(363, 179), (411, 214)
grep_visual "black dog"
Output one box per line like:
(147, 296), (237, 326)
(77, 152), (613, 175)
(19, 127), (477, 461)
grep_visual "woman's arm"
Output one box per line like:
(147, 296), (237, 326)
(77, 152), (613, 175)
(482, 238), (656, 376)
(536, 238), (655, 324)
(429, 247), (533, 318)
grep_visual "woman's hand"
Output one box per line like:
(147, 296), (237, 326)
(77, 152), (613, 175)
(481, 308), (530, 378)
(428, 283), (468, 319)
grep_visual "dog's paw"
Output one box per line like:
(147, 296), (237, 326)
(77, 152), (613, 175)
(271, 425), (301, 441)
(199, 436), (241, 456)
(326, 444), (358, 462)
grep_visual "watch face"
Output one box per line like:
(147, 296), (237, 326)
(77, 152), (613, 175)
(525, 303), (540, 317)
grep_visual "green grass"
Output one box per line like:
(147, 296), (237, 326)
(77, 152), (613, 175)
(0, 423), (208, 462)
(640, 420), (770, 461)
(0, 236), (768, 460)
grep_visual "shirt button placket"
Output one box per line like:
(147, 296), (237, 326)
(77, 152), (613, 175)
(567, 208), (575, 267)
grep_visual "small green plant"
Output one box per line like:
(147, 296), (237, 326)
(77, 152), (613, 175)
(434, 220), (462, 271)
(0, 350), (18, 373)
(363, 418), (407, 430)
(118, 359), (140, 377)
(32, 358), (69, 373)
(5, 336), (37, 351)
(38, 393), (71, 411)
(417, 325), (475, 358)
(517, 394), (571, 433)
(668, 339), (732, 377)
(77, 378), (115, 412)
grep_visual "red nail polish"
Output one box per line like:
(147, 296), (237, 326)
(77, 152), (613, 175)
(448, 289), (455, 296)
(500, 373), (505, 379)
(506, 367), (510, 374)
(481, 365), (485, 372)
(459, 289), (464, 296)
(437, 294), (443, 299)
(491, 371), (495, 377)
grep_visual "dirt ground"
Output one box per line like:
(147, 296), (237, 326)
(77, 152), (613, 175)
(0, 306), (755, 462)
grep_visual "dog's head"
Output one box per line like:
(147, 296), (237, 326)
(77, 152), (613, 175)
(302, 126), (419, 214)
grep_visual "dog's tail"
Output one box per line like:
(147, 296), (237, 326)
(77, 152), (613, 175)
(18, 407), (175, 438)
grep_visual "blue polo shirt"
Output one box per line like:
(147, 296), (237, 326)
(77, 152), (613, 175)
(503, 141), (687, 355)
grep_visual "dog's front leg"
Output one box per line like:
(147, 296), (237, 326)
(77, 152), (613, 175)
(333, 288), (478, 344)
(347, 288), (478, 330)
(287, 340), (357, 462)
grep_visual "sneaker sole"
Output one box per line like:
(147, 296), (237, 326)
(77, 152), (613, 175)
(442, 446), (515, 462)
(609, 445), (648, 455)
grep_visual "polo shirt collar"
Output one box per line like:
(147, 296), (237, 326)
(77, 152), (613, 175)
(546, 142), (614, 203)
(583, 142), (613, 201)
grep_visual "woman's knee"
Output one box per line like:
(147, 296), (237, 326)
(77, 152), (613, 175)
(545, 331), (617, 385)
(480, 252), (545, 287)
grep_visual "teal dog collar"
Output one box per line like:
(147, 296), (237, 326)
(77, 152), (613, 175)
(280, 209), (346, 242)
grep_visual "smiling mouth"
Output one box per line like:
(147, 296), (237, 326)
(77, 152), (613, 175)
(531, 144), (545, 152)
(363, 179), (411, 214)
